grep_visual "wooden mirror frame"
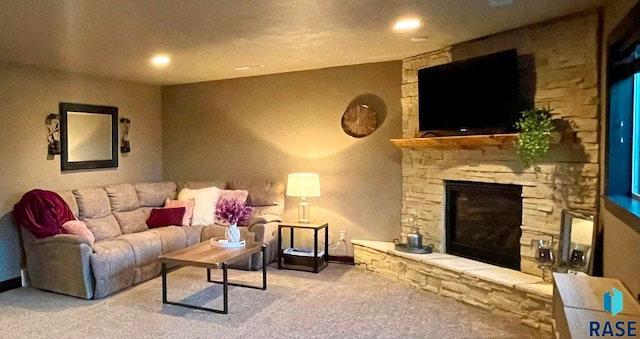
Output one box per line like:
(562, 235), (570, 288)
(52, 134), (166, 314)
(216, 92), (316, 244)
(60, 102), (118, 171)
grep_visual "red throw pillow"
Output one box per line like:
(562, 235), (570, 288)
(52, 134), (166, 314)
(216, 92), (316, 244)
(146, 207), (186, 229)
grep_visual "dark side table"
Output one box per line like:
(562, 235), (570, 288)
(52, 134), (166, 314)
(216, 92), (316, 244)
(277, 221), (328, 273)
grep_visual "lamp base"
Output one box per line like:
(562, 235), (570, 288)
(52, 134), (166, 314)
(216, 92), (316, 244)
(297, 199), (311, 224)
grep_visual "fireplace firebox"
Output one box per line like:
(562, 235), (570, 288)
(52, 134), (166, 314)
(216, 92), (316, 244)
(445, 181), (522, 270)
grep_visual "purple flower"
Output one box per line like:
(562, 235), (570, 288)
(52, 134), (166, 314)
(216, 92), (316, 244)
(215, 198), (254, 225)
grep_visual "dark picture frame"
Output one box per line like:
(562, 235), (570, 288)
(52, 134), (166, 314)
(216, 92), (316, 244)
(60, 102), (118, 171)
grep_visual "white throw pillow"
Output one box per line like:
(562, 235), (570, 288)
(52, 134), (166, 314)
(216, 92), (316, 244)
(178, 187), (221, 225)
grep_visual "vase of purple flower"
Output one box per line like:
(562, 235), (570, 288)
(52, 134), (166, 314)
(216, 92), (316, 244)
(215, 198), (254, 243)
(226, 223), (241, 243)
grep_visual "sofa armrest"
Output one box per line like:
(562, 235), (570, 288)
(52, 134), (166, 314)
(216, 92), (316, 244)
(26, 234), (95, 299)
(248, 221), (280, 267)
(249, 220), (279, 244)
(32, 234), (91, 246)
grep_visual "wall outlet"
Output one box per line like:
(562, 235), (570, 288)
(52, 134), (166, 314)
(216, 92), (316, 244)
(338, 230), (346, 241)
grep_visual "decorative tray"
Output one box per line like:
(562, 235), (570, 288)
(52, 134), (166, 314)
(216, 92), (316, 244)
(394, 243), (433, 254)
(210, 238), (246, 248)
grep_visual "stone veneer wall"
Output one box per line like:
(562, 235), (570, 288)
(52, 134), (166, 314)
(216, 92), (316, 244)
(353, 244), (553, 333)
(400, 11), (601, 276)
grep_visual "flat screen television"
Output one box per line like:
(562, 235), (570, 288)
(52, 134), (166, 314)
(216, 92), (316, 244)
(418, 49), (520, 136)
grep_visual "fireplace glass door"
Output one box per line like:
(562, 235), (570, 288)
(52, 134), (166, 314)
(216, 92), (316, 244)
(445, 181), (522, 270)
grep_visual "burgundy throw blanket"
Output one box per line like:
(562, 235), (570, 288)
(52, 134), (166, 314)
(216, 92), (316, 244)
(13, 189), (75, 239)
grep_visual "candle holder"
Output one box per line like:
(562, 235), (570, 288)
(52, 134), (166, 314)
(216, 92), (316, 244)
(568, 242), (591, 272)
(531, 238), (556, 282)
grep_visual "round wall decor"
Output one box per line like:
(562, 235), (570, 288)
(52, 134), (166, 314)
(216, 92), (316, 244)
(341, 104), (378, 138)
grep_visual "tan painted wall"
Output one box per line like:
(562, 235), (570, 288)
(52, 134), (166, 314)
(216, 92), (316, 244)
(162, 62), (402, 253)
(601, 0), (640, 295)
(0, 61), (162, 281)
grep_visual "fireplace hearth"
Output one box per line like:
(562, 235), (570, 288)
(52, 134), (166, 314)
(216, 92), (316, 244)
(445, 181), (522, 270)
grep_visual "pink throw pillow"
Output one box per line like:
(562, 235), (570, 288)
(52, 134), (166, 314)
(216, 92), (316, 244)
(62, 220), (95, 245)
(165, 198), (195, 226)
(146, 207), (186, 229)
(218, 190), (249, 205)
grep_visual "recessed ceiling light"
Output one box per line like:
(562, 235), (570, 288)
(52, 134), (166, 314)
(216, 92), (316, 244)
(151, 55), (170, 66)
(394, 18), (421, 31)
(235, 65), (264, 71)
(411, 37), (429, 42)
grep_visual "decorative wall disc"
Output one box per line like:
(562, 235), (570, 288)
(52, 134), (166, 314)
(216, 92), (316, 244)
(341, 104), (378, 138)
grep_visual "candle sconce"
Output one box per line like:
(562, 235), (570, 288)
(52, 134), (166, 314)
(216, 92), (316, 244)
(568, 242), (591, 272)
(120, 118), (131, 153)
(46, 113), (61, 155)
(531, 237), (556, 282)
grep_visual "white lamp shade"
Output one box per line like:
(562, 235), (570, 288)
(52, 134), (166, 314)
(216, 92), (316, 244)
(286, 173), (321, 197)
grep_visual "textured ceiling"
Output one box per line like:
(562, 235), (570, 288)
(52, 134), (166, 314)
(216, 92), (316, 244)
(0, 0), (604, 85)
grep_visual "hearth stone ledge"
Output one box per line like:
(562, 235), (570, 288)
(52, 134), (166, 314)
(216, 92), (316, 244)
(352, 240), (553, 332)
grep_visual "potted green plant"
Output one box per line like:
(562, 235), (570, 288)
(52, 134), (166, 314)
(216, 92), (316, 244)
(514, 107), (555, 173)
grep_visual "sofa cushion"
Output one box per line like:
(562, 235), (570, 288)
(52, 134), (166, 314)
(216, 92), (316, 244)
(251, 205), (284, 221)
(139, 207), (153, 221)
(146, 207), (186, 229)
(104, 184), (140, 212)
(183, 225), (205, 246)
(218, 189), (249, 205)
(117, 232), (162, 268)
(146, 226), (187, 254)
(227, 181), (284, 207)
(55, 190), (79, 218)
(177, 180), (227, 192)
(165, 198), (195, 226)
(178, 187), (221, 225)
(74, 187), (111, 219)
(133, 182), (177, 207)
(113, 209), (148, 234)
(84, 214), (122, 241)
(90, 239), (135, 299)
(201, 224), (227, 239)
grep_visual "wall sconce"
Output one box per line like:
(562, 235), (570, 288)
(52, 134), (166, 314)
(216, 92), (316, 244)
(120, 118), (131, 153)
(46, 113), (61, 155)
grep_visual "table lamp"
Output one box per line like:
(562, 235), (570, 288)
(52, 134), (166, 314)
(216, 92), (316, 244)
(286, 173), (321, 223)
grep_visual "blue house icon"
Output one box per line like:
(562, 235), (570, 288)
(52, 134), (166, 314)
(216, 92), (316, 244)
(604, 288), (624, 316)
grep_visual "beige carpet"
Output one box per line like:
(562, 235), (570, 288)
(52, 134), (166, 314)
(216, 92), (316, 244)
(0, 264), (545, 338)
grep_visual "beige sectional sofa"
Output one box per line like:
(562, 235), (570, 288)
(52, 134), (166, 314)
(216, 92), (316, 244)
(18, 180), (284, 299)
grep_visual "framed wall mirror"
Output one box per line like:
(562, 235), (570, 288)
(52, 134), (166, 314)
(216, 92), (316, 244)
(60, 102), (118, 171)
(558, 209), (596, 275)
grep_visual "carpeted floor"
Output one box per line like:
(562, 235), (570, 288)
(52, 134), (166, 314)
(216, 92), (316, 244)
(0, 264), (546, 338)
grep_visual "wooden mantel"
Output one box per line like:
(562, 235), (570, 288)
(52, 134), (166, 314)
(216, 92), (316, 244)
(390, 133), (518, 149)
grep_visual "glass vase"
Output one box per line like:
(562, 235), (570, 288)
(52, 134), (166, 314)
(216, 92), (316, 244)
(225, 223), (241, 243)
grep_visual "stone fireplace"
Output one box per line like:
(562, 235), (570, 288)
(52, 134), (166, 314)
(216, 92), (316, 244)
(445, 180), (522, 270)
(399, 10), (601, 277)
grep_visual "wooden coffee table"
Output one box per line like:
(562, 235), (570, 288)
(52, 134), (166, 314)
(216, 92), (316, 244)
(158, 240), (267, 314)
